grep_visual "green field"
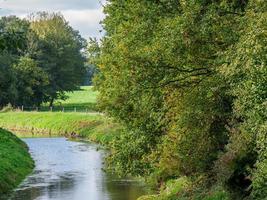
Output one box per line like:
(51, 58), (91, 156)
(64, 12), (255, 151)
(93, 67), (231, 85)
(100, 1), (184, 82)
(0, 112), (120, 144)
(37, 86), (99, 112)
(53, 86), (98, 111)
(0, 128), (34, 194)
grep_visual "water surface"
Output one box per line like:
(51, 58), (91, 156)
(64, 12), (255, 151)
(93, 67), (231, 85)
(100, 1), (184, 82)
(5, 138), (146, 200)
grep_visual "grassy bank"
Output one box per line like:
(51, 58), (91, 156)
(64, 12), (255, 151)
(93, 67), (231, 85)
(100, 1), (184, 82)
(138, 178), (230, 200)
(0, 128), (34, 194)
(0, 112), (120, 144)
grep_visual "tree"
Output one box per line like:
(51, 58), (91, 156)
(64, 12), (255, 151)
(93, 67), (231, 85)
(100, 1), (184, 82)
(0, 16), (31, 107)
(13, 56), (49, 107)
(218, 2), (267, 198)
(0, 52), (17, 107)
(30, 12), (86, 106)
(90, 0), (266, 199)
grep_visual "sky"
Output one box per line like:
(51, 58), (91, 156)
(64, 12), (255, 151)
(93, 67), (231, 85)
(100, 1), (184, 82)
(0, 0), (105, 39)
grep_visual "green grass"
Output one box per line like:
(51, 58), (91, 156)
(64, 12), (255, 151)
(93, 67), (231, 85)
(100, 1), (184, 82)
(49, 86), (99, 111)
(137, 178), (230, 200)
(138, 177), (189, 200)
(57, 86), (98, 105)
(0, 112), (120, 144)
(0, 128), (34, 194)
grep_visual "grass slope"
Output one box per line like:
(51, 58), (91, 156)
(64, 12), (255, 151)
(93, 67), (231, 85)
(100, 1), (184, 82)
(138, 180), (230, 200)
(0, 112), (120, 144)
(0, 128), (34, 194)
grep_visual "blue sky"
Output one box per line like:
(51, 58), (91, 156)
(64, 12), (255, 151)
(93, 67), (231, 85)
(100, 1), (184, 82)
(0, 0), (105, 39)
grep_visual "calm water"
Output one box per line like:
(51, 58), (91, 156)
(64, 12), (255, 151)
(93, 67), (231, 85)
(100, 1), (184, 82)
(4, 138), (146, 200)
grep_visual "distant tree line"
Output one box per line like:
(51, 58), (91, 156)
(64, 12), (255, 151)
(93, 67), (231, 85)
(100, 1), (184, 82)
(83, 64), (98, 86)
(0, 12), (86, 108)
(89, 0), (266, 199)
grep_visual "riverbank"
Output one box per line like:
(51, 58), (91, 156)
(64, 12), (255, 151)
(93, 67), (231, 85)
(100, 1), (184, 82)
(0, 112), (120, 144)
(10, 137), (147, 200)
(0, 112), (232, 200)
(137, 178), (230, 200)
(0, 128), (34, 194)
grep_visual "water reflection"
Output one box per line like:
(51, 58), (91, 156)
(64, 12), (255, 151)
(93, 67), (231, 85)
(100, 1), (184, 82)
(3, 138), (146, 200)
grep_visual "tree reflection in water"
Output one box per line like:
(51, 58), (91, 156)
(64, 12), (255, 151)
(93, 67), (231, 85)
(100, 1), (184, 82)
(2, 138), (147, 200)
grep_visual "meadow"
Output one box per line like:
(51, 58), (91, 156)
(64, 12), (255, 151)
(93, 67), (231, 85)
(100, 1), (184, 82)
(52, 86), (99, 111)
(26, 86), (100, 112)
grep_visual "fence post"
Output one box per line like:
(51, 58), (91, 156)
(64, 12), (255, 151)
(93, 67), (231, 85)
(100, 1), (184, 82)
(36, 107), (38, 112)
(86, 108), (88, 113)
(50, 107), (53, 112)
(22, 105), (24, 112)
(74, 107), (76, 112)
(62, 107), (64, 112)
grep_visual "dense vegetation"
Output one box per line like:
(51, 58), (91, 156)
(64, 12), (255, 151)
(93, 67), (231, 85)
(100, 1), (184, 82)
(89, 0), (267, 199)
(0, 128), (34, 194)
(0, 13), (86, 108)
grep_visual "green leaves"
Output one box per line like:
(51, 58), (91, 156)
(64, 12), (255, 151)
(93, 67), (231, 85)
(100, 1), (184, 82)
(90, 0), (266, 199)
(30, 12), (86, 105)
(0, 13), (87, 107)
(13, 56), (49, 106)
(219, 4), (267, 198)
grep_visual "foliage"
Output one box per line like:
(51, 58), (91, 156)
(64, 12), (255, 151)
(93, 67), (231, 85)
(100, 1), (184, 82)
(84, 64), (98, 85)
(13, 56), (49, 106)
(0, 13), (86, 108)
(0, 52), (17, 106)
(0, 128), (34, 194)
(89, 0), (267, 199)
(30, 12), (86, 106)
(0, 16), (30, 107)
(218, 2), (267, 198)
(0, 16), (30, 54)
(138, 178), (230, 200)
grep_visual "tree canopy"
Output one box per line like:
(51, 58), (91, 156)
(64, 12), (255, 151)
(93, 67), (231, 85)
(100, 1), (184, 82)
(0, 13), (86, 107)
(30, 12), (86, 106)
(89, 0), (267, 199)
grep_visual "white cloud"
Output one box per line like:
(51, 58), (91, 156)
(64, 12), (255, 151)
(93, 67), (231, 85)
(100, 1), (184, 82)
(0, 0), (102, 12)
(0, 0), (105, 39)
(62, 9), (105, 39)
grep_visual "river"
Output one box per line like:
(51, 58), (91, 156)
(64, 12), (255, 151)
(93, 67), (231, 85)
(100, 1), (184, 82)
(5, 138), (146, 200)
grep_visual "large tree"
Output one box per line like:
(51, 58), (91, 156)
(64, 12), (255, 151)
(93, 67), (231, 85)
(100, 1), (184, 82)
(0, 16), (31, 107)
(90, 0), (266, 199)
(30, 12), (86, 106)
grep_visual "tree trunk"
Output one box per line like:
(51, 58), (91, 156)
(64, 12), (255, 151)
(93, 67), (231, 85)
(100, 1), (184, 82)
(49, 98), (54, 107)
